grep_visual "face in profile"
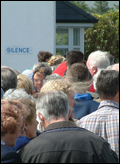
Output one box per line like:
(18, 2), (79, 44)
(25, 114), (39, 138)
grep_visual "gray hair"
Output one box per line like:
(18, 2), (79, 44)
(3, 88), (35, 102)
(43, 74), (62, 84)
(1, 67), (17, 92)
(104, 52), (114, 65)
(36, 91), (70, 122)
(87, 50), (110, 71)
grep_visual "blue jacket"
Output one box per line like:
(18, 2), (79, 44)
(72, 93), (99, 119)
(10, 136), (31, 152)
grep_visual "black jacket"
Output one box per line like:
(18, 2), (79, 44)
(19, 121), (118, 163)
(1, 144), (22, 163)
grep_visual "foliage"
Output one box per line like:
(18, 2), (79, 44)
(70, 1), (92, 14)
(90, 1), (110, 15)
(70, 1), (119, 15)
(84, 10), (119, 62)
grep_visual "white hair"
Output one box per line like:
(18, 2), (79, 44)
(88, 50), (110, 71)
(3, 88), (35, 102)
(36, 91), (70, 122)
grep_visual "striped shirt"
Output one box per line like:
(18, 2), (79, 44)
(77, 100), (119, 159)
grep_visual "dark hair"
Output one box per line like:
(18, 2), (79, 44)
(66, 50), (84, 67)
(67, 63), (89, 82)
(96, 70), (119, 99)
(37, 51), (54, 62)
(34, 62), (52, 76)
(1, 68), (17, 92)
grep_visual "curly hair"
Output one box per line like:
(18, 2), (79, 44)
(1, 99), (23, 136)
(41, 79), (72, 95)
(48, 55), (65, 66)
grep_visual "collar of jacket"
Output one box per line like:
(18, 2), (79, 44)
(45, 121), (77, 131)
(74, 93), (92, 101)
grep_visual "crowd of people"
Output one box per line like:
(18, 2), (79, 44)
(1, 49), (119, 163)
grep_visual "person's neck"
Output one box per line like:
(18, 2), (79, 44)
(101, 97), (119, 104)
(1, 135), (11, 147)
(45, 118), (68, 128)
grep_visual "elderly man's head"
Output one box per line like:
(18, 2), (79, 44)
(86, 50), (110, 77)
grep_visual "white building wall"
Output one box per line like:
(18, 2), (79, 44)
(1, 1), (56, 72)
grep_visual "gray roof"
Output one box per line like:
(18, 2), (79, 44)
(56, 1), (99, 23)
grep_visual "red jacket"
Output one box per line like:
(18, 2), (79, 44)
(89, 83), (96, 92)
(52, 61), (67, 77)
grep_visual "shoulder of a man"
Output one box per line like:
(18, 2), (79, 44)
(18, 125), (118, 163)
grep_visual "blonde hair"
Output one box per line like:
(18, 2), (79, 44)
(19, 98), (36, 125)
(17, 74), (34, 95)
(41, 79), (72, 95)
(48, 55), (65, 66)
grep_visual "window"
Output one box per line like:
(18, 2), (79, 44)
(56, 49), (68, 57)
(73, 28), (80, 46)
(56, 27), (84, 57)
(56, 29), (68, 45)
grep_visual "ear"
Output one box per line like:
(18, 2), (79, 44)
(92, 66), (97, 75)
(68, 109), (72, 119)
(38, 113), (45, 124)
(24, 122), (28, 131)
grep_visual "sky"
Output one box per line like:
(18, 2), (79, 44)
(85, 1), (119, 8)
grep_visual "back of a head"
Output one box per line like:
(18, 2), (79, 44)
(96, 70), (119, 99)
(47, 55), (65, 66)
(36, 91), (70, 122)
(1, 67), (17, 92)
(87, 50), (110, 70)
(3, 88), (36, 127)
(66, 63), (89, 83)
(66, 50), (84, 67)
(43, 74), (62, 84)
(37, 51), (54, 62)
(1, 99), (23, 137)
(66, 63), (92, 93)
(41, 79), (72, 95)
(17, 74), (34, 95)
(3, 88), (34, 101)
(104, 52), (114, 65)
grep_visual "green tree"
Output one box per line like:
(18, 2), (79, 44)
(91, 1), (110, 14)
(110, 4), (119, 12)
(70, 1), (92, 14)
(84, 10), (119, 63)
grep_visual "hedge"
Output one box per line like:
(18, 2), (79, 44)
(84, 10), (119, 63)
